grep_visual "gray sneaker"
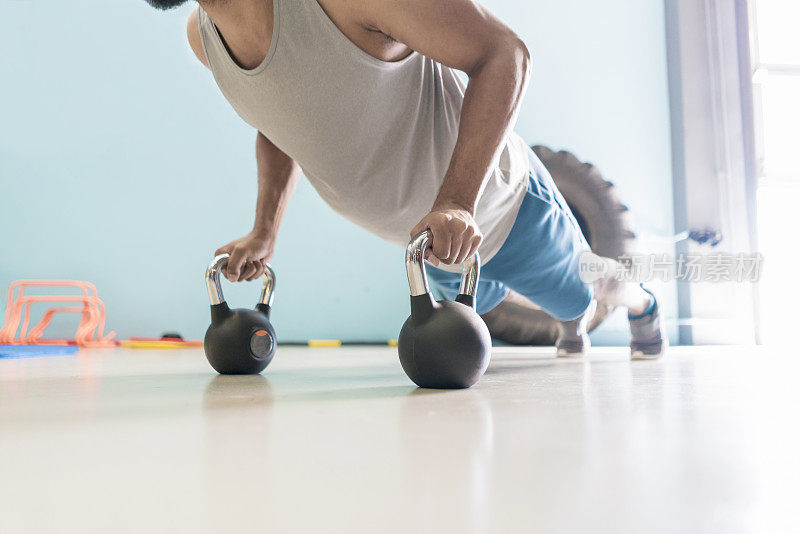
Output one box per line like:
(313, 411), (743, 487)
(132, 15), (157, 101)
(629, 288), (667, 360)
(556, 332), (591, 358)
(556, 300), (596, 358)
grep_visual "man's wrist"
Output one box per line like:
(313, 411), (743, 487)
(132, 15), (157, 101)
(431, 196), (476, 216)
(250, 225), (275, 240)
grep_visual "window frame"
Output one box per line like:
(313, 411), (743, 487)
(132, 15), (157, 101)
(663, 0), (759, 344)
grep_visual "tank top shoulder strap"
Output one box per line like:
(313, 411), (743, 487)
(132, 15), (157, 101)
(196, 7), (236, 76)
(197, 1), (285, 77)
(198, 1), (391, 79)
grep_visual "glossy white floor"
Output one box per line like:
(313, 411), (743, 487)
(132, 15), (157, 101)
(0, 345), (797, 533)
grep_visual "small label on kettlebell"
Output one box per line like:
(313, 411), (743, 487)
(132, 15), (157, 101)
(249, 329), (273, 359)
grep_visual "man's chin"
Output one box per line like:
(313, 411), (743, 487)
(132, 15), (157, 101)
(145, 0), (192, 10)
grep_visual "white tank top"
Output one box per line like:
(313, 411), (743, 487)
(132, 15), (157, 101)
(198, 0), (529, 271)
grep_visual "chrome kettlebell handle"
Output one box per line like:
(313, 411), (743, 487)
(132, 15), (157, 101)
(205, 253), (276, 307)
(405, 230), (480, 298)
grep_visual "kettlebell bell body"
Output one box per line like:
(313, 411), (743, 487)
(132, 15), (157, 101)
(397, 231), (492, 389)
(204, 254), (277, 375)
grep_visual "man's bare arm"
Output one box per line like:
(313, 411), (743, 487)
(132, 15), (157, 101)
(187, 10), (300, 282)
(216, 132), (302, 282)
(352, 0), (532, 265)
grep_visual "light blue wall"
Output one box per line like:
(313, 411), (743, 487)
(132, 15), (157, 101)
(0, 1), (674, 344)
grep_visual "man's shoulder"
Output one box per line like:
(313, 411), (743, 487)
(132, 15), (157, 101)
(187, 7), (209, 68)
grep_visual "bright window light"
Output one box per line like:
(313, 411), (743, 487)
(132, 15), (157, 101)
(752, 0), (800, 345)
(753, 0), (800, 65)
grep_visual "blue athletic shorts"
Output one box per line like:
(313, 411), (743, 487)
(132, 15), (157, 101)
(426, 147), (593, 322)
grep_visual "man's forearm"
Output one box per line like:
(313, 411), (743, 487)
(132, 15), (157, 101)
(434, 41), (531, 214)
(215, 133), (300, 282)
(252, 132), (301, 237)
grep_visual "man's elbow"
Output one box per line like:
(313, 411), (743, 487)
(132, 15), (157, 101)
(507, 37), (532, 81)
(477, 34), (531, 82)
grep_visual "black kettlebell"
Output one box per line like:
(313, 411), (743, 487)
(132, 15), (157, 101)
(398, 231), (492, 389)
(203, 253), (277, 374)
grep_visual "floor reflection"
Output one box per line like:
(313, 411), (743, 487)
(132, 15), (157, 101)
(0, 347), (787, 532)
(396, 387), (494, 530)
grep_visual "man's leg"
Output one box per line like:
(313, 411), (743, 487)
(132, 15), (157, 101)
(427, 146), (666, 360)
(593, 263), (668, 359)
(427, 257), (666, 360)
(479, 146), (667, 359)
(554, 299), (596, 357)
(480, 150), (596, 356)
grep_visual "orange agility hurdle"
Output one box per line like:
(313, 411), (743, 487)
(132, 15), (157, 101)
(0, 280), (116, 347)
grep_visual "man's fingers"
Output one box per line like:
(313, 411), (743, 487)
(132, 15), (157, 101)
(411, 210), (482, 267)
(412, 221), (441, 266)
(226, 248), (248, 282)
(444, 237), (461, 264)
(240, 261), (258, 282)
(459, 239), (479, 265)
(246, 261), (267, 282)
(423, 249), (441, 267)
(430, 224), (453, 263)
(452, 226), (476, 264)
(243, 262), (259, 282)
(411, 221), (428, 238)
(467, 235), (482, 260)
(453, 241), (471, 265)
(215, 245), (233, 277)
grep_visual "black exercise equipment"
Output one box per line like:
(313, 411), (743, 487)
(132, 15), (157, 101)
(398, 231), (492, 389)
(203, 253), (277, 374)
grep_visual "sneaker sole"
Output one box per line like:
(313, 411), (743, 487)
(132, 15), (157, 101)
(630, 337), (669, 360)
(631, 351), (663, 360)
(557, 348), (586, 358)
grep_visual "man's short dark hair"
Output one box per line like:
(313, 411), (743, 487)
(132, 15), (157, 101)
(146, 0), (191, 10)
